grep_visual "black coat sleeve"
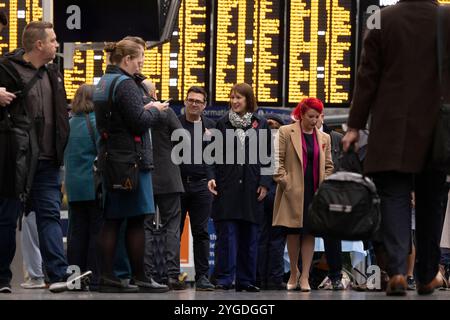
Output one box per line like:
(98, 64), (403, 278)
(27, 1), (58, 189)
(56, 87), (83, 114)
(114, 79), (161, 135)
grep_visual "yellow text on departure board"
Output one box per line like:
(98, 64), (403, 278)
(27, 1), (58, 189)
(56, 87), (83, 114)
(288, 0), (352, 104)
(215, 0), (282, 103)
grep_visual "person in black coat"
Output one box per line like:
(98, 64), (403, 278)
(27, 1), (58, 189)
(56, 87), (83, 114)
(141, 79), (187, 289)
(256, 114), (287, 290)
(207, 83), (272, 292)
(316, 113), (345, 290)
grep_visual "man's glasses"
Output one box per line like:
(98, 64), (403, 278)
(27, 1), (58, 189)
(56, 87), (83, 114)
(186, 98), (205, 105)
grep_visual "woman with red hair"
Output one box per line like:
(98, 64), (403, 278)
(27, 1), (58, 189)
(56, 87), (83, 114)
(272, 98), (333, 291)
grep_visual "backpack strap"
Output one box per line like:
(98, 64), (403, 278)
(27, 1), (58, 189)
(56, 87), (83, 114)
(104, 74), (142, 156)
(105, 75), (127, 135)
(20, 67), (45, 98)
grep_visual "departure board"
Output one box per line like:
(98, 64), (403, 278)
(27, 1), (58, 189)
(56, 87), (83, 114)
(64, 49), (105, 99)
(144, 0), (209, 101)
(62, 0), (209, 101)
(0, 0), (42, 56)
(287, 0), (353, 105)
(213, 0), (283, 104)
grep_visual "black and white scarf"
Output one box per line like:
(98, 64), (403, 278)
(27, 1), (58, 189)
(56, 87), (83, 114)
(228, 110), (253, 146)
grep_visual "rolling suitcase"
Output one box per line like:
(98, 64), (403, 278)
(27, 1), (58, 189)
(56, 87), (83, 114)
(144, 206), (168, 283)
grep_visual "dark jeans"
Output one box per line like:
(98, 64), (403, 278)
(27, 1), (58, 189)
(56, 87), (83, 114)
(372, 170), (448, 284)
(67, 201), (103, 285)
(144, 193), (181, 281)
(0, 161), (68, 284)
(31, 161), (68, 283)
(257, 193), (286, 286)
(323, 238), (343, 282)
(215, 220), (259, 287)
(180, 179), (212, 280)
(0, 198), (20, 285)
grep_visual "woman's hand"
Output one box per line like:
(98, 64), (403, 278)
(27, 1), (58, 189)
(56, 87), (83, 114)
(207, 179), (218, 195)
(257, 186), (268, 201)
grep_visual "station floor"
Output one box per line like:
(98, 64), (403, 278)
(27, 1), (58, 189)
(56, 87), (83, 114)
(2, 286), (450, 300)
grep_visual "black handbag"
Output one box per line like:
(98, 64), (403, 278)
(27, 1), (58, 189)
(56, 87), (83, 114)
(103, 149), (140, 192)
(432, 5), (450, 174)
(305, 148), (381, 241)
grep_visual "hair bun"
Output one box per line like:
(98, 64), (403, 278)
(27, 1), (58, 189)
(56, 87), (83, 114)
(104, 42), (117, 53)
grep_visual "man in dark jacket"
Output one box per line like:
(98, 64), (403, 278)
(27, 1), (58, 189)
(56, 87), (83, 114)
(343, 0), (450, 296)
(317, 113), (345, 290)
(141, 80), (187, 290)
(0, 10), (15, 108)
(0, 22), (88, 293)
(178, 86), (216, 291)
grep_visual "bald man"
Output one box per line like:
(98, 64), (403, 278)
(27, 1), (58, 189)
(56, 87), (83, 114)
(142, 79), (157, 101)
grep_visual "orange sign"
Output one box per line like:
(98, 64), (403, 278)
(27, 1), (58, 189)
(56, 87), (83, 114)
(180, 215), (190, 264)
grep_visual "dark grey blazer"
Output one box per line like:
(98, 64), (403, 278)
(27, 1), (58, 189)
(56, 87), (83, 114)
(151, 107), (185, 195)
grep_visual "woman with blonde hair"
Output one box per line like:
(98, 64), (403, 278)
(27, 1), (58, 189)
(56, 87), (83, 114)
(94, 39), (168, 293)
(272, 98), (333, 291)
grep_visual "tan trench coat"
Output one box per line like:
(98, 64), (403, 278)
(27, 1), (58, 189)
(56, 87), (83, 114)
(272, 123), (334, 228)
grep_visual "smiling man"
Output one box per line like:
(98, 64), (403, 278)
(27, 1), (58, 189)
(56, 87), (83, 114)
(177, 86), (216, 291)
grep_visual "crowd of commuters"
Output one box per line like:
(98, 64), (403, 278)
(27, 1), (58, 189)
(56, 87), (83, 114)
(1, 0), (450, 297)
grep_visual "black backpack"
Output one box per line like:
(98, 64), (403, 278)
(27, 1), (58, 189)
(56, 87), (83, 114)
(305, 148), (381, 241)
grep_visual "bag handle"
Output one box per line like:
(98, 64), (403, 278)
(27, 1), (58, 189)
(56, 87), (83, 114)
(84, 113), (97, 152)
(337, 144), (364, 174)
(21, 67), (45, 98)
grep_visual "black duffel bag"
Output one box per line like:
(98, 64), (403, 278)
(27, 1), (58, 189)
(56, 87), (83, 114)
(305, 148), (381, 241)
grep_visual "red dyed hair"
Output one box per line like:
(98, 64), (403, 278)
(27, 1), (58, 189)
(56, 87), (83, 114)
(291, 97), (324, 121)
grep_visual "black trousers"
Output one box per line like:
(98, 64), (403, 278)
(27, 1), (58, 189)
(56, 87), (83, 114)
(323, 238), (342, 282)
(144, 193), (181, 281)
(67, 201), (103, 285)
(180, 179), (212, 280)
(372, 170), (448, 284)
(257, 193), (286, 286)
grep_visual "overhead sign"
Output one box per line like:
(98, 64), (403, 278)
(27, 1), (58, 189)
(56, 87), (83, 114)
(53, 0), (160, 42)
